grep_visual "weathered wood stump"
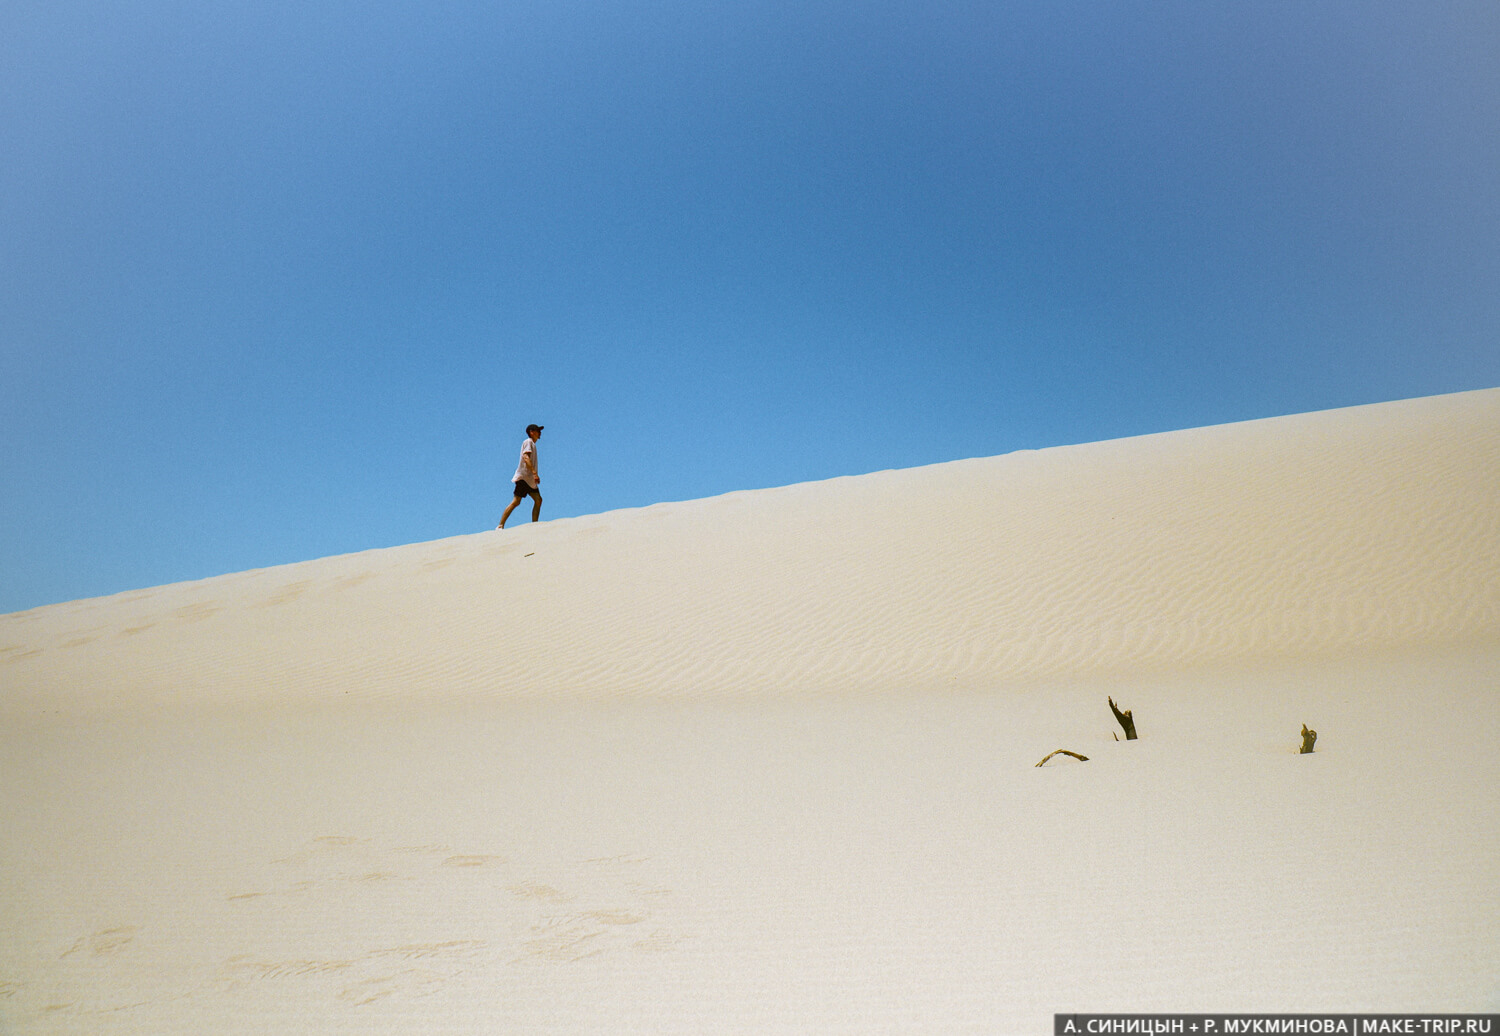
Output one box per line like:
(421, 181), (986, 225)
(1108, 696), (1137, 740)
(1035, 749), (1090, 767)
(1300, 724), (1318, 754)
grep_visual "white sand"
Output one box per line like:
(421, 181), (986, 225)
(2, 388), (1498, 1033)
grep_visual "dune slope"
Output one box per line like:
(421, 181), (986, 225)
(2, 388), (1498, 1033)
(3, 388), (1497, 713)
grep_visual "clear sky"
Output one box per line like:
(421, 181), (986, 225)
(3, 0), (1497, 614)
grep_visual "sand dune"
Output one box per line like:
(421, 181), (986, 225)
(5, 388), (1497, 713)
(2, 388), (1498, 1032)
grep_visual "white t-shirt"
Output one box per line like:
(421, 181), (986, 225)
(513, 438), (538, 487)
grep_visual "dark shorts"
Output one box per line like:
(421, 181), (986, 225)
(513, 480), (541, 499)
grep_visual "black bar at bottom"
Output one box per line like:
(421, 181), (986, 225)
(1055, 1016), (1498, 1036)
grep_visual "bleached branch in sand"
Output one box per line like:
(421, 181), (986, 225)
(1035, 749), (1090, 767)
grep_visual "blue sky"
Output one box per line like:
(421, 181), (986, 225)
(3, 0), (1497, 613)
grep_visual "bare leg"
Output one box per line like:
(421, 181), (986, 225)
(498, 495), (521, 529)
(530, 493), (543, 522)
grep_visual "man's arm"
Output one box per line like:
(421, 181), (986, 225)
(522, 443), (539, 484)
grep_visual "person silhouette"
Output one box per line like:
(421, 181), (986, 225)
(498, 423), (543, 529)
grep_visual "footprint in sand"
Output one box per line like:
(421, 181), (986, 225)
(225, 838), (684, 977)
(442, 854), (506, 868)
(173, 602), (221, 623)
(514, 909), (648, 964)
(219, 942), (484, 1005)
(60, 927), (138, 959)
(257, 581), (311, 608)
(508, 881), (572, 902)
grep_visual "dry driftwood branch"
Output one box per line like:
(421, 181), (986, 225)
(1035, 749), (1090, 767)
(1300, 724), (1318, 754)
(1108, 696), (1137, 740)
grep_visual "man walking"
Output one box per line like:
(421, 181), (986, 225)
(498, 423), (543, 529)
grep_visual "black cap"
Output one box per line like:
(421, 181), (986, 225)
(526, 423), (544, 434)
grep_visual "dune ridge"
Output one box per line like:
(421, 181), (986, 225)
(3, 388), (1497, 714)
